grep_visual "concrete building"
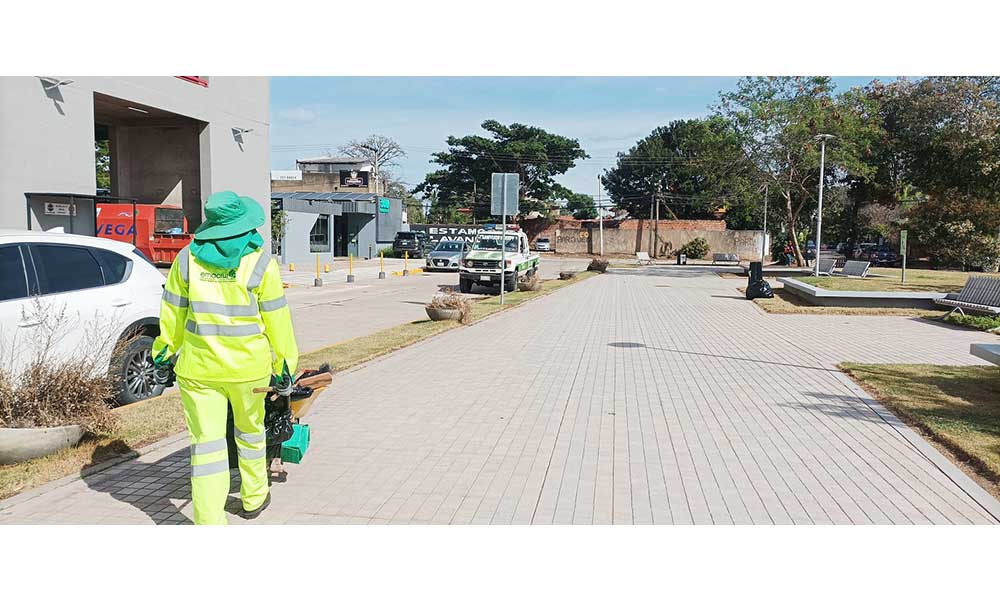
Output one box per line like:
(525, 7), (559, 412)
(270, 156), (408, 264)
(0, 76), (270, 235)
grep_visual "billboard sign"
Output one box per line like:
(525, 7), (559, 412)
(340, 170), (369, 188)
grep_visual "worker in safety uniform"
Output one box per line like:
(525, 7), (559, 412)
(151, 191), (298, 525)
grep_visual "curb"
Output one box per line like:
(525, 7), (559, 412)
(0, 432), (188, 511)
(833, 370), (1000, 523)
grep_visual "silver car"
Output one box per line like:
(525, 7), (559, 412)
(425, 240), (469, 271)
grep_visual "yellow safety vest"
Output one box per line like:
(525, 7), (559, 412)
(152, 246), (299, 383)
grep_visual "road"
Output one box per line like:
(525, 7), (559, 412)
(2, 264), (997, 524)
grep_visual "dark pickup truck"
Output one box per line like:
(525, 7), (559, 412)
(392, 231), (430, 258)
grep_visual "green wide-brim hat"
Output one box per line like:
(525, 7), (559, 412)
(194, 191), (266, 241)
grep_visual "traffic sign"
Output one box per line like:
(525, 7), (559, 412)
(491, 173), (519, 216)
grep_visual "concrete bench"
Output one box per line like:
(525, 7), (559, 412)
(839, 260), (871, 278)
(712, 253), (740, 264)
(816, 258), (837, 276)
(935, 275), (1000, 316)
(636, 251), (653, 265)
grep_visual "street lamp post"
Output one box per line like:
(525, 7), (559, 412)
(813, 134), (834, 276)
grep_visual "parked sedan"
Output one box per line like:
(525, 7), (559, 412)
(0, 230), (166, 405)
(425, 240), (469, 271)
(535, 237), (551, 252)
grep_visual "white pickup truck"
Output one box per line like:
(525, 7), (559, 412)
(459, 227), (539, 293)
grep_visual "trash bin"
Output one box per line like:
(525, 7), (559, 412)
(748, 261), (763, 284)
(676, 253), (687, 265)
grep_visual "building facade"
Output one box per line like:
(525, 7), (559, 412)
(271, 157), (377, 195)
(0, 76), (270, 236)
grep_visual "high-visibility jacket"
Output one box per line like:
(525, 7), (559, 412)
(152, 246), (298, 383)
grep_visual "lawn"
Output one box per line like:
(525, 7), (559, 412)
(841, 363), (1000, 497)
(0, 271), (600, 500)
(796, 267), (971, 293)
(942, 312), (1000, 333)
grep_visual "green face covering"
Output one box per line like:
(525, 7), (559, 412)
(190, 230), (264, 270)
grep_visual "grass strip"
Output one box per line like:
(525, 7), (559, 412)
(749, 288), (945, 317)
(0, 271), (599, 500)
(841, 362), (1000, 499)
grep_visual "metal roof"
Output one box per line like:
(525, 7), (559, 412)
(296, 156), (370, 165)
(271, 192), (380, 202)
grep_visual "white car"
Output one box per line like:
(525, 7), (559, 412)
(535, 237), (551, 252)
(0, 230), (166, 405)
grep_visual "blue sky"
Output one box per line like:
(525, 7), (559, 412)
(270, 77), (885, 197)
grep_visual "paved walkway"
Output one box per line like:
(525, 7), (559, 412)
(2, 266), (998, 524)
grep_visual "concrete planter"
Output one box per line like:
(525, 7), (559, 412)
(425, 306), (462, 321)
(777, 277), (947, 309)
(0, 424), (84, 465)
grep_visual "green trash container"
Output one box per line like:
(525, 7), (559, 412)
(280, 423), (310, 464)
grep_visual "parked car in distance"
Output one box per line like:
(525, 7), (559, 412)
(0, 230), (166, 405)
(392, 231), (430, 258)
(863, 245), (899, 266)
(425, 240), (469, 271)
(535, 237), (551, 252)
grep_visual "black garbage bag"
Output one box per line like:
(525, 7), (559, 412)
(746, 279), (774, 299)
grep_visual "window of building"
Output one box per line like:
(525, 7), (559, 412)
(0, 245), (29, 301)
(29, 244), (105, 294)
(310, 215), (331, 253)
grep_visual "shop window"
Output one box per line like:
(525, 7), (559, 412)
(310, 215), (331, 253)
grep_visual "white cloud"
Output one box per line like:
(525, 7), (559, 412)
(277, 106), (317, 122)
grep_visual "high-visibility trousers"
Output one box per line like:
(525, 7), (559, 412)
(178, 375), (270, 525)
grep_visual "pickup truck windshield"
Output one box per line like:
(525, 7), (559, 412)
(473, 235), (518, 252)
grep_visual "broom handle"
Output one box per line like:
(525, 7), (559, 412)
(252, 372), (333, 394)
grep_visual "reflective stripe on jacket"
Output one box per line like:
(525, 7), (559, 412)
(152, 246), (299, 383)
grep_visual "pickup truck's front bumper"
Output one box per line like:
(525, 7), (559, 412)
(460, 270), (514, 286)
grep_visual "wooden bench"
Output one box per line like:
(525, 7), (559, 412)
(935, 275), (1000, 316)
(636, 251), (653, 265)
(712, 253), (741, 264)
(839, 260), (871, 278)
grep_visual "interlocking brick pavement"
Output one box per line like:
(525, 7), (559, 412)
(2, 266), (998, 524)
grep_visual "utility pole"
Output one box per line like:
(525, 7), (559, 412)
(654, 183), (661, 258)
(814, 134), (834, 276)
(648, 192), (654, 255)
(761, 183), (769, 261)
(472, 180), (477, 224)
(597, 175), (604, 256)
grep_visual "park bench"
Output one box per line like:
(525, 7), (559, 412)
(935, 275), (1000, 316)
(816, 258), (837, 276)
(712, 253), (741, 265)
(636, 251), (653, 265)
(838, 260), (871, 278)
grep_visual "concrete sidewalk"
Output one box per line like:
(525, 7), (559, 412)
(2, 265), (997, 524)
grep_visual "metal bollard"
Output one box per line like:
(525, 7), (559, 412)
(378, 251), (386, 279)
(347, 254), (355, 283)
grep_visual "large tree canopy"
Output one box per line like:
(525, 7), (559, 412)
(602, 117), (748, 219)
(414, 120), (589, 221)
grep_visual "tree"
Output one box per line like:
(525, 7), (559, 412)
(338, 134), (406, 195)
(561, 191), (597, 220)
(414, 120), (589, 221)
(603, 118), (747, 219)
(714, 76), (880, 265)
(381, 172), (426, 224)
(95, 140), (110, 190)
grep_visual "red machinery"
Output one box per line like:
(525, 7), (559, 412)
(97, 203), (192, 265)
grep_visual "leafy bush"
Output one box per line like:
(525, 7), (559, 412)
(379, 247), (400, 259)
(0, 302), (120, 433)
(944, 312), (1000, 333)
(587, 258), (609, 273)
(427, 290), (473, 324)
(680, 237), (710, 259)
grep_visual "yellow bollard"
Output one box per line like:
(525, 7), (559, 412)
(314, 255), (322, 287)
(289, 263), (295, 272)
(378, 251), (386, 279)
(403, 250), (409, 276)
(324, 264), (330, 273)
(347, 253), (355, 283)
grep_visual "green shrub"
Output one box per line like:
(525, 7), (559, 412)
(944, 313), (1000, 333)
(680, 237), (710, 260)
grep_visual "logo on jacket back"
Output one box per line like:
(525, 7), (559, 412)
(199, 269), (238, 282)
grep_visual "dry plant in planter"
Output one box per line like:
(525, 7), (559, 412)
(0, 301), (121, 435)
(426, 290), (473, 324)
(587, 258), (609, 273)
(518, 273), (542, 291)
